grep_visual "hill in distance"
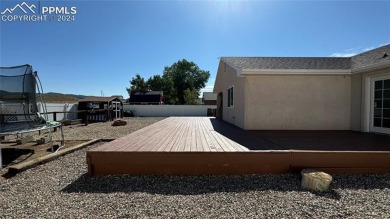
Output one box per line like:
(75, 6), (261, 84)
(42, 92), (88, 103)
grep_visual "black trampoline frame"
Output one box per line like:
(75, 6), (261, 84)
(0, 64), (65, 169)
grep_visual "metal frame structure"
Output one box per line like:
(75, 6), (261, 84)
(0, 65), (65, 169)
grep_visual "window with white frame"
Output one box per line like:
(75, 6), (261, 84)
(228, 86), (234, 107)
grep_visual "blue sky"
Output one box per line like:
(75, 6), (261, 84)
(1, 0), (389, 98)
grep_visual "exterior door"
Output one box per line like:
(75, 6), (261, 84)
(370, 76), (390, 134)
(112, 101), (121, 119)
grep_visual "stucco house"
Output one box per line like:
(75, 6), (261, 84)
(214, 44), (390, 134)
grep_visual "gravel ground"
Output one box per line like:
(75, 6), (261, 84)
(1, 117), (389, 218)
(1, 143), (389, 218)
(5, 117), (164, 141)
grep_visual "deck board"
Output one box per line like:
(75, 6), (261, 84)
(96, 117), (249, 153)
(87, 117), (390, 175)
(156, 118), (181, 152)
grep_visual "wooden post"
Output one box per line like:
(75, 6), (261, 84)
(84, 111), (89, 126)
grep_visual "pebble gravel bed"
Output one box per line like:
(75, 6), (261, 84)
(5, 117), (164, 141)
(1, 143), (389, 218)
(56, 117), (164, 140)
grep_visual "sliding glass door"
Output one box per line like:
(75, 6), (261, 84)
(371, 76), (390, 134)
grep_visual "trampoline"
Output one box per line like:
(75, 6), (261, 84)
(0, 64), (64, 169)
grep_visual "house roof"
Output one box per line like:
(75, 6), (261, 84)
(221, 44), (390, 72)
(203, 92), (217, 101)
(129, 91), (163, 103)
(351, 44), (390, 69)
(133, 91), (163, 96)
(221, 57), (351, 70)
(79, 96), (120, 102)
(214, 45), (390, 93)
(144, 91), (163, 95)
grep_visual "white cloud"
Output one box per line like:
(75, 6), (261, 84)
(362, 46), (375, 52)
(377, 42), (390, 47)
(330, 52), (357, 57)
(199, 78), (215, 97)
(330, 43), (389, 58)
(200, 85), (214, 93)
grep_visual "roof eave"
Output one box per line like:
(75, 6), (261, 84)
(241, 69), (352, 75)
(351, 60), (390, 74)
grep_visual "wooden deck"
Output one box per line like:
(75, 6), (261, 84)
(87, 117), (390, 175)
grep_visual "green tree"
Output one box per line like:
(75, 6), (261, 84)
(126, 74), (148, 96)
(183, 88), (199, 105)
(163, 59), (210, 104)
(147, 75), (176, 104)
(126, 59), (210, 104)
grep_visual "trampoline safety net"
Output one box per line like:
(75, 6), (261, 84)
(0, 65), (47, 134)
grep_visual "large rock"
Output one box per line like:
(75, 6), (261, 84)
(301, 169), (333, 192)
(112, 119), (127, 126)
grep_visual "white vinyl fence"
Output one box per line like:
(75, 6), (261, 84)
(35, 103), (216, 120)
(124, 104), (217, 117)
(37, 103), (78, 121)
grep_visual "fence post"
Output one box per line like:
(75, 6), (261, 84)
(84, 111), (89, 126)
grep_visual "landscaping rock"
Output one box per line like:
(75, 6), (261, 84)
(301, 169), (333, 192)
(112, 119), (127, 126)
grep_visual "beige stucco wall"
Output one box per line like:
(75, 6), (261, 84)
(350, 74), (362, 131)
(244, 75), (351, 130)
(214, 61), (245, 129)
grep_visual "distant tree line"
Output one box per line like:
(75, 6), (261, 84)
(126, 59), (210, 105)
